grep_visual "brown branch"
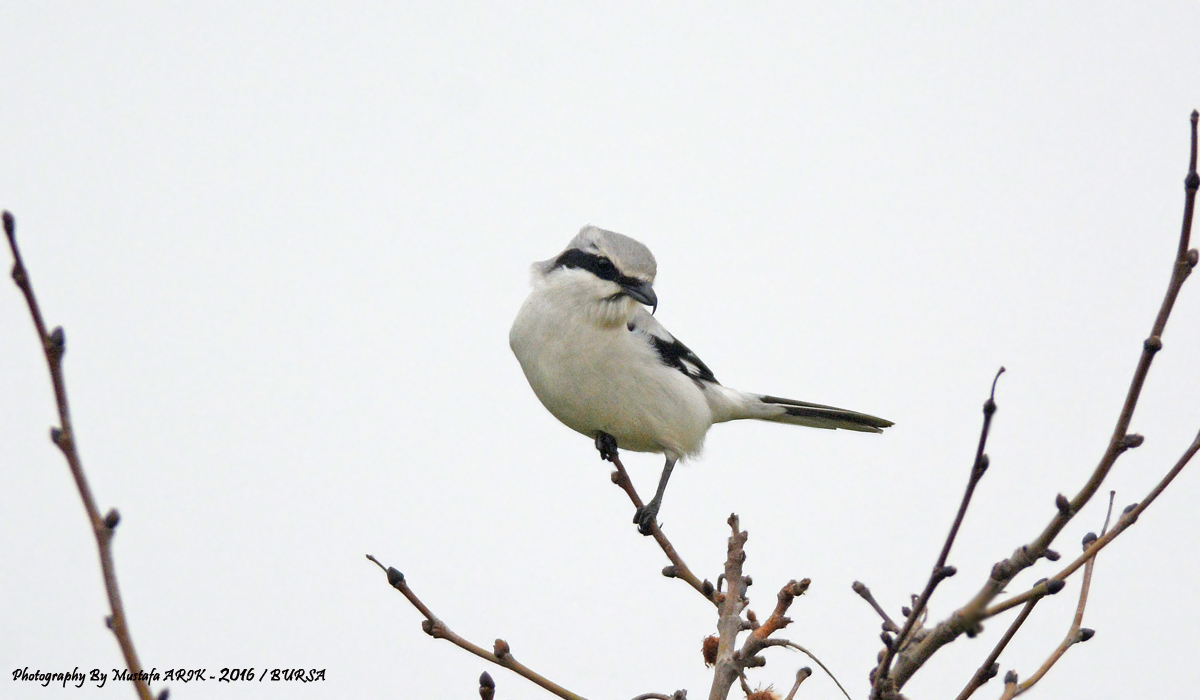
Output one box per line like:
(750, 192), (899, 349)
(871, 368), (1003, 697)
(713, 574), (851, 700)
(752, 579), (810, 640)
(1046, 428), (1200, 574)
(961, 505), (1107, 700)
(607, 451), (716, 604)
(5, 211), (155, 700)
(1010, 493), (1115, 696)
(985, 429), (1200, 619)
(970, 437), (1198, 694)
(366, 555), (588, 700)
(851, 581), (900, 633)
(707, 515), (749, 700)
(889, 110), (1200, 690)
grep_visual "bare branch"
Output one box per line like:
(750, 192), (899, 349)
(981, 579), (1066, 620)
(607, 451), (716, 604)
(718, 574), (852, 699)
(366, 554), (588, 700)
(707, 515), (749, 700)
(752, 579), (810, 640)
(986, 429), (1200, 619)
(5, 211), (155, 700)
(872, 367), (1004, 697)
(1011, 493), (1112, 695)
(954, 600), (1035, 700)
(889, 111), (1200, 691)
(852, 581), (899, 633)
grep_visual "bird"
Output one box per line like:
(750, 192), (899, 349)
(509, 225), (892, 535)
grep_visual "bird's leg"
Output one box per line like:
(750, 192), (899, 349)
(595, 431), (619, 462)
(634, 456), (676, 536)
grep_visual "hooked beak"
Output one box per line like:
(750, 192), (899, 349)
(621, 279), (658, 314)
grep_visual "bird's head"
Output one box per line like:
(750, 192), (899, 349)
(534, 225), (658, 326)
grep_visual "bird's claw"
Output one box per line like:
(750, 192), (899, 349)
(633, 503), (658, 536)
(595, 431), (619, 462)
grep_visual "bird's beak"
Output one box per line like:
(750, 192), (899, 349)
(621, 279), (658, 314)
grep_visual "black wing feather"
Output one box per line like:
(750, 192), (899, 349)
(648, 334), (719, 385)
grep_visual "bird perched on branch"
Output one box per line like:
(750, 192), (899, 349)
(510, 225), (892, 535)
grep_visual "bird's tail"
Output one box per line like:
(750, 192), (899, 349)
(710, 386), (893, 433)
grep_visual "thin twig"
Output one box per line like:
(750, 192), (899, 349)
(980, 579), (1066, 620)
(763, 640), (852, 700)
(954, 600), (1036, 700)
(366, 554), (588, 700)
(1011, 493), (1115, 695)
(607, 451), (716, 604)
(889, 110), (1200, 690)
(872, 368), (1003, 697)
(5, 211), (155, 700)
(851, 581), (899, 633)
(737, 674), (754, 696)
(998, 671), (1019, 700)
(784, 667), (812, 700)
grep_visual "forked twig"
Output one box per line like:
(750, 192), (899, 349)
(762, 640), (851, 700)
(1009, 493), (1116, 695)
(955, 599), (1038, 700)
(366, 554), (587, 700)
(5, 211), (155, 700)
(1043, 430), (1200, 580)
(985, 430), (1200, 619)
(703, 520), (849, 700)
(959, 496), (1117, 700)
(888, 110), (1200, 691)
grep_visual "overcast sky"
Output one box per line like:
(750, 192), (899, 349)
(3, 5), (1199, 699)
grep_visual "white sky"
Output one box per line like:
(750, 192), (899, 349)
(2, 4), (1199, 699)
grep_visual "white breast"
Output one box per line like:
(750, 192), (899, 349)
(509, 282), (712, 459)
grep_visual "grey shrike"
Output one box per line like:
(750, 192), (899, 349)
(510, 225), (892, 535)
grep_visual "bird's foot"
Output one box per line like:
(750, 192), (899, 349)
(595, 431), (619, 462)
(633, 501), (659, 536)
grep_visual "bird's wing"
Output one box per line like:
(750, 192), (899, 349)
(625, 309), (892, 433)
(627, 309), (718, 385)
